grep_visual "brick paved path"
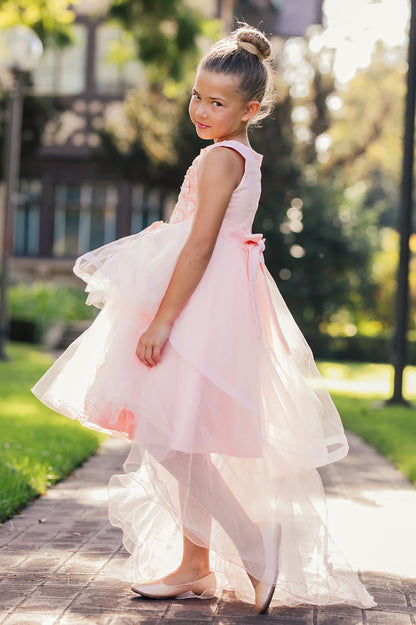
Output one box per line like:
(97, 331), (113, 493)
(1, 433), (415, 625)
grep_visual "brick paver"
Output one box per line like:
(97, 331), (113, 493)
(1, 433), (415, 625)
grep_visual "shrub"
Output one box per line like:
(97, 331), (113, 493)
(8, 282), (95, 342)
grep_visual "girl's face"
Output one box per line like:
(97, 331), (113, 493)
(189, 69), (257, 143)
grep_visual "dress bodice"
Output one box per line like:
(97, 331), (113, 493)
(169, 140), (263, 242)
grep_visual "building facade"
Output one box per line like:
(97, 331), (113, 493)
(14, 5), (170, 281)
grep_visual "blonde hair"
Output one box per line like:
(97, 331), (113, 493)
(199, 24), (275, 124)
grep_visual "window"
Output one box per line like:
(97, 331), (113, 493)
(95, 24), (145, 94)
(32, 24), (87, 95)
(14, 180), (41, 257)
(53, 183), (117, 257)
(131, 185), (162, 233)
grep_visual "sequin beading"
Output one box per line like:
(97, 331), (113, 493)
(169, 154), (201, 224)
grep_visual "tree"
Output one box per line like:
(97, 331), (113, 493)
(98, 91), (206, 190)
(320, 43), (415, 335)
(247, 42), (377, 334)
(324, 43), (406, 224)
(97, 1), (220, 188)
(108, 0), (220, 92)
(262, 35), (416, 339)
(0, 0), (76, 47)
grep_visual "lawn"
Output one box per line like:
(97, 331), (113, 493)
(318, 361), (416, 484)
(0, 343), (104, 522)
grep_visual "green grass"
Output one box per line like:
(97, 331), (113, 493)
(318, 360), (416, 484)
(0, 343), (104, 522)
(332, 393), (416, 483)
(318, 360), (416, 400)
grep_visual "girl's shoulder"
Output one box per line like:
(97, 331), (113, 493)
(200, 140), (263, 165)
(197, 140), (262, 199)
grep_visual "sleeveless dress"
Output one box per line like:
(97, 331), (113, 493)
(32, 139), (375, 608)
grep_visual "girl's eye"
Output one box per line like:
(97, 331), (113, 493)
(213, 101), (222, 108)
(192, 93), (200, 100)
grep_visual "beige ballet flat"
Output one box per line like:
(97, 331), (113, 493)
(131, 571), (217, 599)
(255, 578), (277, 614)
(254, 522), (282, 614)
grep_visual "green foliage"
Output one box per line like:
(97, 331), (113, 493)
(252, 86), (300, 209)
(327, 43), (405, 190)
(97, 1), (220, 186)
(108, 0), (221, 90)
(0, 343), (104, 522)
(104, 90), (182, 167)
(262, 38), (408, 335)
(285, 181), (377, 331)
(8, 282), (95, 340)
(322, 43), (415, 332)
(249, 80), (377, 333)
(0, 0), (76, 47)
(98, 91), (206, 189)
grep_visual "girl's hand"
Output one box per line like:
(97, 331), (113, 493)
(136, 319), (172, 367)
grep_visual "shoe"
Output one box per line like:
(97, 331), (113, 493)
(254, 522), (281, 614)
(131, 571), (217, 599)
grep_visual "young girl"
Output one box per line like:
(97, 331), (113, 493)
(33, 25), (376, 614)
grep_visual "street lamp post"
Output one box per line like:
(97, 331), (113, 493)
(389, 0), (416, 404)
(0, 26), (43, 360)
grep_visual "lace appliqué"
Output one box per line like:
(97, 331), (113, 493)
(169, 155), (201, 224)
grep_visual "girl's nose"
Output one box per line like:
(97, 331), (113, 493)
(197, 103), (208, 119)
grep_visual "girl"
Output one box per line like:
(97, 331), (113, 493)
(33, 25), (376, 614)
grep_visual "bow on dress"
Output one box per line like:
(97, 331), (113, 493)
(244, 234), (290, 354)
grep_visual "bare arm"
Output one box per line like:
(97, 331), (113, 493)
(136, 147), (244, 367)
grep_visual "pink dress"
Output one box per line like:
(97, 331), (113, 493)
(32, 139), (375, 608)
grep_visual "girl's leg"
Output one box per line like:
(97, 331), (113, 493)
(161, 534), (211, 585)
(160, 479), (212, 584)
(161, 452), (264, 581)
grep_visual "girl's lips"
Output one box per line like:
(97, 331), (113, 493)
(196, 121), (210, 129)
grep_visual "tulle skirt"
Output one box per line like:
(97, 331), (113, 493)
(32, 218), (375, 608)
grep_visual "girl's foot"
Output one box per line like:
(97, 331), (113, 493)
(248, 522), (281, 614)
(131, 570), (217, 599)
(160, 563), (211, 586)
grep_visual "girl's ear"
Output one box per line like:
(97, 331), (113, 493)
(242, 100), (261, 122)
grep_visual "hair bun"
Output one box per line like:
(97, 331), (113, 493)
(235, 25), (271, 61)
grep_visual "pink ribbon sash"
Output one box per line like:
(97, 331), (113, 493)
(244, 234), (290, 354)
